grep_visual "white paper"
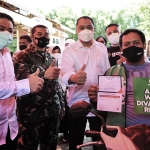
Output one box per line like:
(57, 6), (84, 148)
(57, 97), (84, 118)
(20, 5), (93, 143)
(97, 76), (122, 112)
(97, 92), (122, 112)
(98, 76), (121, 92)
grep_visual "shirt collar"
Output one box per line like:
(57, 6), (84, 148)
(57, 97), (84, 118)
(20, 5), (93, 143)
(76, 39), (98, 49)
(0, 47), (9, 56)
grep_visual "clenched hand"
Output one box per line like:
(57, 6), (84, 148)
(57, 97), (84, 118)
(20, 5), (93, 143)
(29, 68), (44, 93)
(88, 85), (98, 104)
(69, 64), (87, 85)
(44, 60), (60, 80)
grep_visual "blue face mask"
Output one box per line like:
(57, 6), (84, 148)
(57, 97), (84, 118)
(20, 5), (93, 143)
(0, 31), (13, 49)
(123, 46), (144, 63)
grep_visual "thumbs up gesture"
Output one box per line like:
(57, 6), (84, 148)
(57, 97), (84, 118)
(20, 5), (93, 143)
(29, 68), (44, 93)
(69, 64), (87, 85)
(44, 60), (60, 80)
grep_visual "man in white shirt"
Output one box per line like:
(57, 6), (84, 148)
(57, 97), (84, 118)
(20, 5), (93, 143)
(61, 16), (110, 150)
(0, 12), (44, 150)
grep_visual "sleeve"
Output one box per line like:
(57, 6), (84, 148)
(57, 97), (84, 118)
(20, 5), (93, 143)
(56, 82), (65, 110)
(0, 79), (30, 100)
(60, 48), (76, 85)
(14, 51), (33, 80)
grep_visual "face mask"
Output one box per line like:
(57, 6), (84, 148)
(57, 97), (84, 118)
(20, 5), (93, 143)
(0, 31), (13, 49)
(108, 33), (120, 45)
(51, 53), (62, 68)
(123, 46), (144, 63)
(78, 29), (94, 42)
(52, 53), (62, 60)
(34, 36), (49, 48)
(19, 45), (27, 50)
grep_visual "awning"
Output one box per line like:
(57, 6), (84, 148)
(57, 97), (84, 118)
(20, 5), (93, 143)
(3, 0), (44, 18)
(0, 7), (51, 28)
(2, 0), (75, 35)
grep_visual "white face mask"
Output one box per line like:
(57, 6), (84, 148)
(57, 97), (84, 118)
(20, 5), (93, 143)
(51, 53), (62, 68)
(108, 33), (120, 45)
(0, 31), (13, 49)
(78, 29), (94, 42)
(52, 53), (62, 60)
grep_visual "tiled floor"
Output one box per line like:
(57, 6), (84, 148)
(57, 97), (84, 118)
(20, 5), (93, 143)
(57, 121), (93, 150)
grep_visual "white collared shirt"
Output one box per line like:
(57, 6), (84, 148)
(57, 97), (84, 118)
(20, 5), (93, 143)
(0, 48), (30, 145)
(61, 40), (110, 115)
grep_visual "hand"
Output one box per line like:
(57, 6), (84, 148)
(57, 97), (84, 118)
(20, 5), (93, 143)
(117, 54), (126, 64)
(44, 60), (60, 80)
(88, 85), (98, 104)
(69, 64), (87, 85)
(29, 68), (44, 93)
(60, 108), (65, 120)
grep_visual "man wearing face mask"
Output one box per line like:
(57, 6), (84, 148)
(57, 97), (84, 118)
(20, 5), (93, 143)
(14, 25), (65, 150)
(88, 28), (150, 128)
(105, 23), (122, 66)
(0, 13), (44, 150)
(12, 35), (32, 62)
(61, 16), (110, 150)
(19, 35), (32, 50)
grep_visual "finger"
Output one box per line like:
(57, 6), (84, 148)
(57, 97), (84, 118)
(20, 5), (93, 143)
(50, 60), (56, 67)
(34, 68), (40, 76)
(89, 95), (97, 100)
(29, 68), (40, 77)
(79, 64), (86, 71)
(118, 53), (123, 58)
(39, 78), (44, 83)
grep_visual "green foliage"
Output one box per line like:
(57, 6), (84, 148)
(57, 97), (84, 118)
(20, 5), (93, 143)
(137, 0), (150, 40)
(44, 1), (150, 45)
(7, 38), (17, 53)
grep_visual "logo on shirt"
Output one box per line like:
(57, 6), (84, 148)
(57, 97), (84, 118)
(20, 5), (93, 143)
(108, 52), (122, 57)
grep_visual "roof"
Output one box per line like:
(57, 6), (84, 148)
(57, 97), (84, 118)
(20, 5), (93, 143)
(1, 0), (75, 34)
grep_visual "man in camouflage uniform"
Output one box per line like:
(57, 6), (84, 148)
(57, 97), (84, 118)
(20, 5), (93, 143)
(14, 25), (65, 150)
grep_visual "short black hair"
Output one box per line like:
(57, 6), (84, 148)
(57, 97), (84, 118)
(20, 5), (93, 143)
(119, 28), (146, 48)
(105, 23), (119, 31)
(0, 12), (15, 26)
(19, 35), (32, 43)
(96, 36), (107, 45)
(76, 16), (94, 26)
(31, 25), (48, 35)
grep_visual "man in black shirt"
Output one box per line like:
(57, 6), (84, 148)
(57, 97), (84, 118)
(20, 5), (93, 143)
(105, 23), (122, 66)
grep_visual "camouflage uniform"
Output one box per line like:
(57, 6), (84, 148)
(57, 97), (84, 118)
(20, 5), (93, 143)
(14, 44), (65, 150)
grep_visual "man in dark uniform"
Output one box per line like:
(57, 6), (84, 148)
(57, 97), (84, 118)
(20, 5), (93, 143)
(14, 24), (65, 150)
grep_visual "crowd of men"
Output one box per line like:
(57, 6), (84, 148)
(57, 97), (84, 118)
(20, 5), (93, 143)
(0, 12), (150, 150)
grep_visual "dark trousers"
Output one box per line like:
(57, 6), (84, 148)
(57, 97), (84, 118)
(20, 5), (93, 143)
(59, 108), (69, 139)
(0, 127), (18, 150)
(68, 110), (105, 150)
(68, 111), (87, 150)
(88, 117), (103, 150)
(17, 116), (60, 150)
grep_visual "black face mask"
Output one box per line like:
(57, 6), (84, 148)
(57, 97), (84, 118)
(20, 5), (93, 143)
(19, 45), (27, 51)
(34, 36), (49, 48)
(123, 46), (144, 63)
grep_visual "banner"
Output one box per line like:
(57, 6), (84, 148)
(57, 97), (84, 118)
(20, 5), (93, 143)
(133, 78), (150, 114)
